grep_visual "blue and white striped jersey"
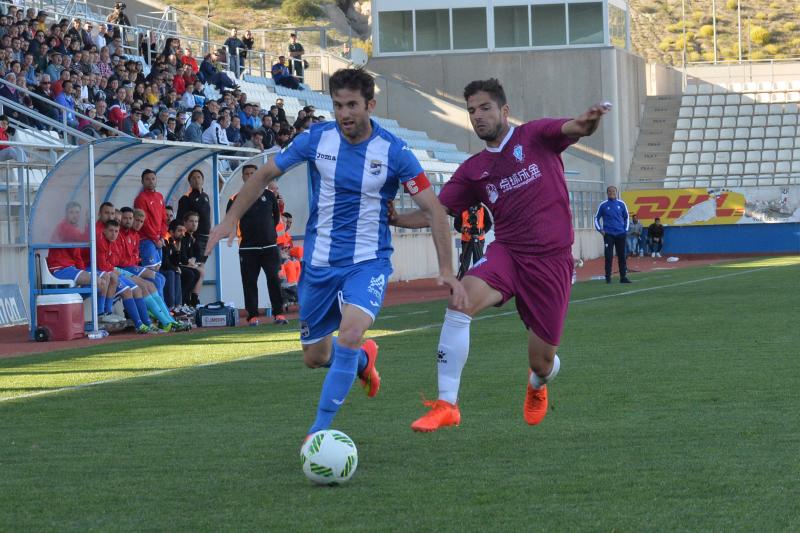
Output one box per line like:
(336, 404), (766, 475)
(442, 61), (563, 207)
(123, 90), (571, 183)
(274, 119), (424, 267)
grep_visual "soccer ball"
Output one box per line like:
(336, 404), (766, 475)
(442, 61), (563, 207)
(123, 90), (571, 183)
(300, 429), (358, 485)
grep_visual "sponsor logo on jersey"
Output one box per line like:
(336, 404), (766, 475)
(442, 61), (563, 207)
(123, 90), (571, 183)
(300, 321), (310, 338)
(369, 160), (382, 175)
(499, 163), (542, 193)
(315, 152), (337, 161)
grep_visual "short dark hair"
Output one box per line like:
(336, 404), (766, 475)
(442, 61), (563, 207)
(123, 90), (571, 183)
(120, 206), (134, 214)
(242, 164), (257, 172)
(463, 78), (507, 108)
(141, 168), (155, 179)
(100, 201), (114, 210)
(283, 212), (292, 219)
(329, 68), (374, 104)
(183, 210), (199, 222)
(104, 219), (120, 228)
(168, 219), (184, 232)
(165, 205), (173, 211)
(187, 169), (204, 181)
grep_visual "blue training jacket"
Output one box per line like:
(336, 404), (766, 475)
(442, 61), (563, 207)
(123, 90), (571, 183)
(594, 198), (630, 236)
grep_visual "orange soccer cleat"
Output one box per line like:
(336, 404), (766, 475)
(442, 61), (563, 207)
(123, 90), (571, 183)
(358, 339), (381, 398)
(411, 399), (461, 432)
(524, 370), (549, 425)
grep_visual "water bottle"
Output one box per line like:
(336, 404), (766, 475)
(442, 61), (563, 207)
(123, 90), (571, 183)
(87, 329), (109, 340)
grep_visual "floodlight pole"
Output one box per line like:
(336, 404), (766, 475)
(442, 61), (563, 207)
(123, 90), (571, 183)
(87, 143), (100, 337)
(712, 0), (717, 64)
(737, 0), (742, 63)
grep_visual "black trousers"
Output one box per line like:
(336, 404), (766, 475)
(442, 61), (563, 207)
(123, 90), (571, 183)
(239, 247), (284, 318)
(458, 238), (485, 279)
(179, 267), (200, 304)
(604, 233), (627, 279)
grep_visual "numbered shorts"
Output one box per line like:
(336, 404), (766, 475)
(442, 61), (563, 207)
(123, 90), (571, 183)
(139, 239), (162, 268)
(467, 243), (573, 346)
(298, 258), (393, 345)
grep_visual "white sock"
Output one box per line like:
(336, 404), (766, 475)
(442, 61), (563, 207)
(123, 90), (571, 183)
(530, 355), (560, 389)
(437, 308), (472, 404)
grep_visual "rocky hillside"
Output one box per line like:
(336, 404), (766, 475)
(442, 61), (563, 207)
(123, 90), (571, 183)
(630, 0), (800, 65)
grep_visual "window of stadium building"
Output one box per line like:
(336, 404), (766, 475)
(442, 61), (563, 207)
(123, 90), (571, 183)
(379, 10), (413, 53)
(568, 2), (604, 45)
(531, 4), (567, 46)
(494, 5), (530, 48)
(452, 8), (487, 50)
(416, 9), (451, 51)
(609, 4), (627, 49)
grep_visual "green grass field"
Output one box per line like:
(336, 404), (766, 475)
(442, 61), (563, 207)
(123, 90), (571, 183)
(1, 257), (799, 531)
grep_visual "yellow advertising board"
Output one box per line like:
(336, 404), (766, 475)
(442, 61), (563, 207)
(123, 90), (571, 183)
(621, 189), (746, 225)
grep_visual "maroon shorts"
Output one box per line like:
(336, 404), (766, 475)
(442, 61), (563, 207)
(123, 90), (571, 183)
(467, 242), (573, 346)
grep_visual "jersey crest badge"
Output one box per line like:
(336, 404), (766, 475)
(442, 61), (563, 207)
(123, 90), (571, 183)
(369, 160), (382, 175)
(513, 144), (525, 163)
(486, 183), (499, 204)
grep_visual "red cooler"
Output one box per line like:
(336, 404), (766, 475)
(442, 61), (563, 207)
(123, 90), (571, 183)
(35, 294), (84, 341)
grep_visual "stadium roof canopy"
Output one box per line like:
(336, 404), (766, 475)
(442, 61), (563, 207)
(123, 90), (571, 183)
(28, 137), (257, 335)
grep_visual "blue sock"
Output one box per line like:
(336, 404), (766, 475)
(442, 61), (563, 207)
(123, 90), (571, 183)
(122, 297), (142, 327)
(135, 298), (151, 326)
(153, 272), (165, 299)
(104, 294), (114, 314)
(155, 294), (175, 322)
(323, 337), (368, 374)
(97, 295), (106, 314)
(145, 294), (173, 326)
(309, 343), (359, 434)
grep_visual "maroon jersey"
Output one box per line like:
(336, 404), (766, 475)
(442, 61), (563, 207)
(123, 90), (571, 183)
(438, 118), (576, 256)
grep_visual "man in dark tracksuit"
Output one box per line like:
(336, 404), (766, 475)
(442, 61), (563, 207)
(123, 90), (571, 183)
(176, 169), (211, 261)
(226, 164), (288, 325)
(594, 185), (632, 284)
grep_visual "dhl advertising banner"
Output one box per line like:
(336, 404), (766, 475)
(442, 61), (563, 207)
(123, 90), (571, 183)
(622, 186), (800, 226)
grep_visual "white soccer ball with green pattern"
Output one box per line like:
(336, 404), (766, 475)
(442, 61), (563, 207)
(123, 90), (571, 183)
(300, 429), (358, 485)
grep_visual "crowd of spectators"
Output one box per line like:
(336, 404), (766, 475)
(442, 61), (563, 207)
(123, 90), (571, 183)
(0, 6), (325, 155)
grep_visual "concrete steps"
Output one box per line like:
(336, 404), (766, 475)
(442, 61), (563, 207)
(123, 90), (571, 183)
(627, 95), (681, 186)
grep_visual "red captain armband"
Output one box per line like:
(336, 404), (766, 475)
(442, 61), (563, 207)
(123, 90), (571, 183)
(403, 173), (431, 196)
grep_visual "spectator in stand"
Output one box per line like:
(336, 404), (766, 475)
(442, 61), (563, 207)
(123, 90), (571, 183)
(180, 45), (199, 74)
(594, 185), (631, 284)
(223, 28), (244, 77)
(241, 30), (254, 71)
(627, 213), (643, 257)
(121, 105), (142, 136)
(201, 112), (229, 145)
(273, 98), (288, 124)
(183, 109), (204, 143)
(227, 163), (287, 325)
(258, 114), (276, 148)
(199, 50), (237, 92)
(271, 56), (300, 90)
(242, 129), (264, 151)
(105, 2), (130, 40)
(0, 114), (27, 162)
(54, 78), (78, 128)
(226, 114), (242, 146)
(648, 217), (664, 258)
(176, 168), (211, 259)
(293, 114), (312, 134)
(276, 127), (292, 148)
(134, 169), (168, 269)
(93, 24), (107, 51)
(287, 33), (305, 80)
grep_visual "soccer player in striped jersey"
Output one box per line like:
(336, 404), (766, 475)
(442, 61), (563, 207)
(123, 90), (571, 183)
(206, 68), (467, 439)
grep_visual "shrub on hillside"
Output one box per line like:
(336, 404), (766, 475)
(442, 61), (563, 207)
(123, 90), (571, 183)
(754, 12), (767, 21)
(699, 25), (714, 38)
(688, 51), (701, 62)
(764, 44), (780, 55)
(783, 21), (798, 32)
(726, 0), (737, 10)
(750, 50), (766, 60)
(666, 21), (684, 33)
(280, 0), (323, 21)
(750, 26), (771, 45)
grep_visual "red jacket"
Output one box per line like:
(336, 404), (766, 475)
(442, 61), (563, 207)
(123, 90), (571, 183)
(134, 189), (168, 242)
(96, 234), (123, 272)
(118, 227), (141, 267)
(48, 219), (90, 272)
(173, 74), (186, 95)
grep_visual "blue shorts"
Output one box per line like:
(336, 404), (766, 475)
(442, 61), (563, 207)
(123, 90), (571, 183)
(298, 258), (393, 345)
(113, 275), (137, 296)
(50, 266), (101, 284)
(139, 239), (162, 268)
(119, 266), (148, 277)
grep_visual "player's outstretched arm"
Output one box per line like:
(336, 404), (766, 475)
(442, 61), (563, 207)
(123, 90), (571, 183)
(411, 189), (468, 309)
(205, 159), (283, 256)
(387, 200), (431, 229)
(561, 102), (611, 139)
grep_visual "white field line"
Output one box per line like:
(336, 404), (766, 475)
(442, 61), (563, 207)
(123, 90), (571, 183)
(0, 266), (770, 404)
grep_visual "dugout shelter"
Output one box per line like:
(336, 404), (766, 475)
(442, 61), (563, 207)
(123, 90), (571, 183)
(27, 137), (256, 338)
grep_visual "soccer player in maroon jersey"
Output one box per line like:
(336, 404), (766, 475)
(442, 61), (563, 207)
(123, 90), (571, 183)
(391, 78), (610, 431)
